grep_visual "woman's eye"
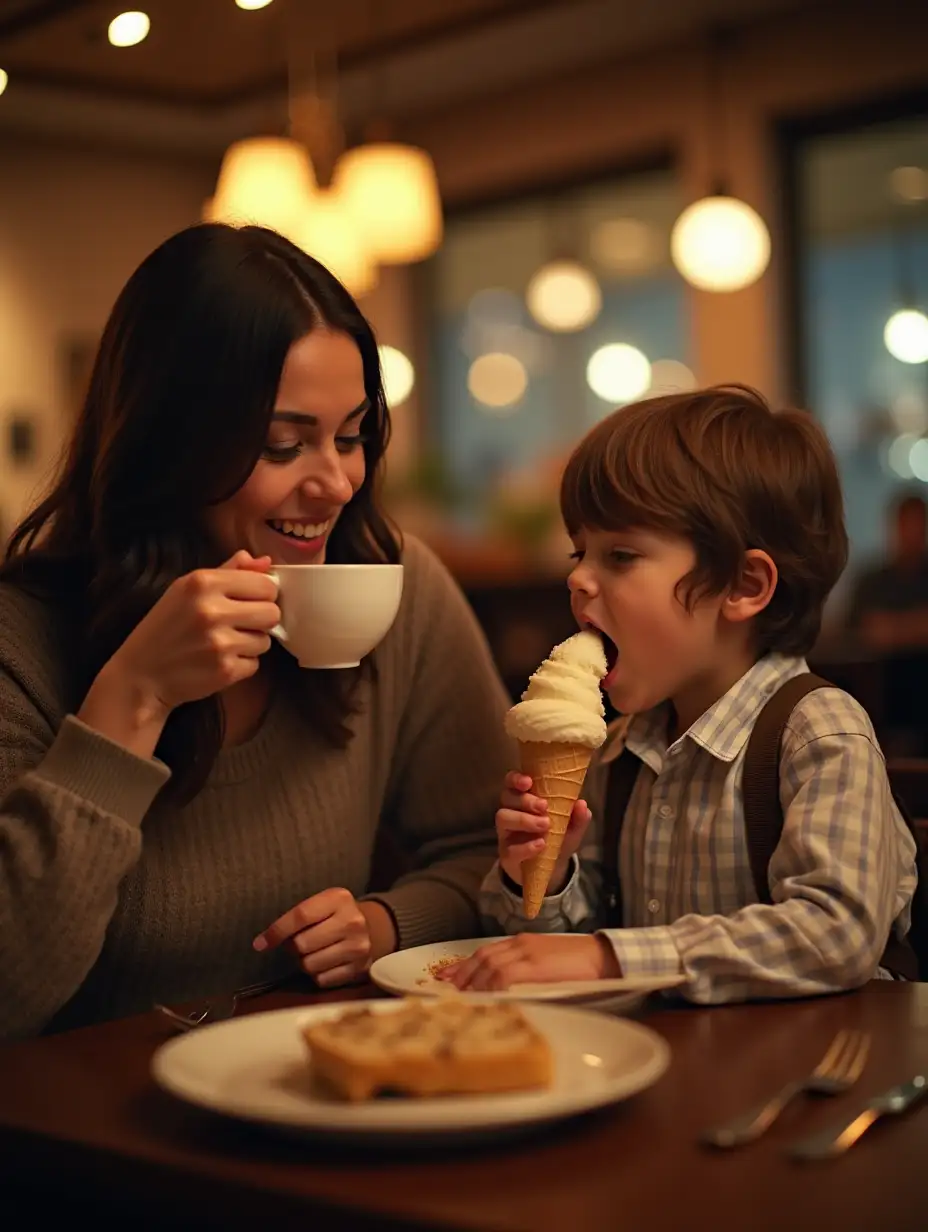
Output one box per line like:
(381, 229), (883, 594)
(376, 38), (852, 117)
(262, 442), (301, 463)
(335, 434), (369, 455)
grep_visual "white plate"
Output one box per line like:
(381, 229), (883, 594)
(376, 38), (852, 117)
(369, 938), (685, 1012)
(151, 1000), (670, 1145)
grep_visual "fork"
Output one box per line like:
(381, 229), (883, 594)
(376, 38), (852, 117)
(702, 1028), (871, 1148)
(154, 973), (294, 1032)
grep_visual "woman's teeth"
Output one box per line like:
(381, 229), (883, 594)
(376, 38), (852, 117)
(269, 519), (330, 540)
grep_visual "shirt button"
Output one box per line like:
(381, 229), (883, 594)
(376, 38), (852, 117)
(659, 804), (673, 819)
(648, 898), (661, 914)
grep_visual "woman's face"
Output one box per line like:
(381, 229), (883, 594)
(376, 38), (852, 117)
(206, 328), (369, 564)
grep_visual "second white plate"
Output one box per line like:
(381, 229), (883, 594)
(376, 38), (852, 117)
(369, 938), (685, 1011)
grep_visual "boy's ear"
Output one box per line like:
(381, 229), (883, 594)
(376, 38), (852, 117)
(722, 549), (777, 625)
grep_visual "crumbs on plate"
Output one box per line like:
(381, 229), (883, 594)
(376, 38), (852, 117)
(415, 955), (463, 986)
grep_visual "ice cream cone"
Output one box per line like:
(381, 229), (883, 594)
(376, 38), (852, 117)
(519, 739), (593, 918)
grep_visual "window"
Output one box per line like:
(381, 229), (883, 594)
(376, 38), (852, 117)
(790, 109), (928, 595)
(428, 167), (689, 532)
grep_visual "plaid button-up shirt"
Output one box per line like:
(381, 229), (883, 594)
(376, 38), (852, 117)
(481, 654), (918, 1003)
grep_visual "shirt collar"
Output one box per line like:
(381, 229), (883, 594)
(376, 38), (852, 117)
(599, 653), (809, 770)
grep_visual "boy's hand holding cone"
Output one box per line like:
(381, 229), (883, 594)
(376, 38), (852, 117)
(501, 631), (608, 917)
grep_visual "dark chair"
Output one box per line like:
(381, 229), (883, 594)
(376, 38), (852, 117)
(887, 759), (928, 853)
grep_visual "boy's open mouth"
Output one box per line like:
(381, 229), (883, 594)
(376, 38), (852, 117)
(585, 622), (619, 686)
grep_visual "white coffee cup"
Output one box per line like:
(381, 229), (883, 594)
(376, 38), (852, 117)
(267, 563), (404, 669)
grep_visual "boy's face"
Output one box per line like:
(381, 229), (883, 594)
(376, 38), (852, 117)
(567, 526), (734, 721)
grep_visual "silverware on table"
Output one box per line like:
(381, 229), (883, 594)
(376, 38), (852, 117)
(788, 1073), (928, 1160)
(701, 1028), (871, 1148)
(154, 973), (294, 1031)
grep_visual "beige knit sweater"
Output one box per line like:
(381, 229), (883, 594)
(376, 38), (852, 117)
(0, 536), (514, 1039)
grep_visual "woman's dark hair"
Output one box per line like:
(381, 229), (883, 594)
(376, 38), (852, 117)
(1, 223), (400, 799)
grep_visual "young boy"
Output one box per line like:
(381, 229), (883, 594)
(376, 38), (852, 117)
(444, 385), (918, 1003)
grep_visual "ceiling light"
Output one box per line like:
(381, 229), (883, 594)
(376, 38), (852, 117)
(671, 196), (770, 292)
(333, 143), (442, 264)
(884, 309), (928, 365)
(0, 70), (8, 98)
(467, 353), (528, 411)
(586, 344), (651, 404)
(890, 166), (928, 204)
(206, 137), (316, 241)
(526, 261), (601, 333)
(295, 190), (377, 299)
(910, 438), (928, 482)
(236, 0), (274, 8)
(647, 358), (697, 394)
(108, 11), (150, 48)
(379, 346), (415, 408)
(888, 435), (917, 479)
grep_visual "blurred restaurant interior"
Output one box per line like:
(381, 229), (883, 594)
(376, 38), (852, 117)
(1, 0), (928, 743)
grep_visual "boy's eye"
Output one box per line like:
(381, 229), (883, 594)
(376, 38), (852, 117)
(609, 550), (637, 566)
(568, 550), (585, 562)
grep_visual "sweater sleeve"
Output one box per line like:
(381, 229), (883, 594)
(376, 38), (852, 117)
(363, 539), (515, 948)
(0, 609), (170, 1039)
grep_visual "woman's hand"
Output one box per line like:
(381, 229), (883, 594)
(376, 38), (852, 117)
(437, 933), (620, 991)
(496, 771), (592, 894)
(253, 889), (398, 987)
(79, 551), (280, 756)
(109, 549), (280, 710)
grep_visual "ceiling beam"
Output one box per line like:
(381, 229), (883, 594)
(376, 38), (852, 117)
(0, 0), (91, 41)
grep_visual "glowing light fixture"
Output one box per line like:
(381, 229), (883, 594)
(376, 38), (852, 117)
(910, 438), (928, 482)
(108, 11), (150, 47)
(236, 0), (274, 8)
(885, 309), (928, 365)
(586, 344), (651, 404)
(207, 137), (316, 240)
(379, 346), (415, 407)
(671, 196), (770, 292)
(888, 434), (917, 479)
(295, 191), (376, 299)
(333, 143), (442, 263)
(891, 166), (928, 204)
(467, 353), (528, 411)
(648, 358), (698, 394)
(526, 260), (601, 333)
(671, 31), (771, 292)
(0, 70), (8, 98)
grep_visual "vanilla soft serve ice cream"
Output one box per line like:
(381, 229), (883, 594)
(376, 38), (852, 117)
(505, 631), (609, 917)
(504, 630), (608, 748)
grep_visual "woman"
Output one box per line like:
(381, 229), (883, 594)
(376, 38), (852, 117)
(0, 223), (512, 1039)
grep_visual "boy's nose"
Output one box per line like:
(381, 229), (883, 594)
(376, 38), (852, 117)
(567, 563), (597, 596)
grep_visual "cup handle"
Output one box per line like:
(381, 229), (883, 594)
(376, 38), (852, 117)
(266, 569), (287, 644)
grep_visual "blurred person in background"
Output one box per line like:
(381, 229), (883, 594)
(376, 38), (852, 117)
(846, 492), (928, 754)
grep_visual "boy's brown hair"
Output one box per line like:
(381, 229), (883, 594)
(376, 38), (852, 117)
(560, 384), (848, 656)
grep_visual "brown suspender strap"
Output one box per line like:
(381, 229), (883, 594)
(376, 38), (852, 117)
(741, 673), (834, 905)
(742, 672), (920, 983)
(601, 748), (643, 929)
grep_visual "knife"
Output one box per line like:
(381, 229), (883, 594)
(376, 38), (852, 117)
(789, 1074), (928, 1160)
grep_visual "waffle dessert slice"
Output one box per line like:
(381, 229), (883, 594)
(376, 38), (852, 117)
(303, 999), (553, 1102)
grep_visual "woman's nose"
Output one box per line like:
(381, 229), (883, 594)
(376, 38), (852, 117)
(301, 455), (354, 506)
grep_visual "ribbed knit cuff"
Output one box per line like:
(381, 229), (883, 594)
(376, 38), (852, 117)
(363, 879), (481, 950)
(34, 715), (171, 825)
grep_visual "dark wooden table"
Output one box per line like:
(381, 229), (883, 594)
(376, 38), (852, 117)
(1, 982), (927, 1232)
